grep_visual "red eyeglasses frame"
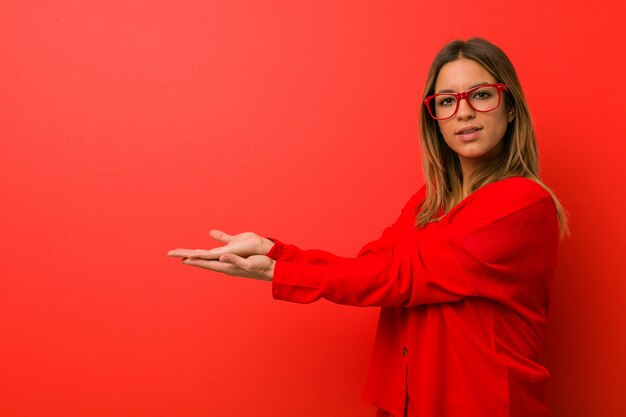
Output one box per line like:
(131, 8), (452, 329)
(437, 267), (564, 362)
(423, 83), (509, 121)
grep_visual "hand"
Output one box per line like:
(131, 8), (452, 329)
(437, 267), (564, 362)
(167, 229), (276, 281)
(176, 253), (275, 281)
(168, 229), (274, 261)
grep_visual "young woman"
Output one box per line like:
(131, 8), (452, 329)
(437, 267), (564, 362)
(168, 38), (569, 417)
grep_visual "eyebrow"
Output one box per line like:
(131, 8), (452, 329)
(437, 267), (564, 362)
(436, 82), (490, 94)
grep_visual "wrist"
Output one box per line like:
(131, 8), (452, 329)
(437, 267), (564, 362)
(262, 238), (275, 255)
(265, 259), (275, 281)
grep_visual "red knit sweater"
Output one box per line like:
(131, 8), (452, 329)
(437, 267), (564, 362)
(266, 176), (560, 417)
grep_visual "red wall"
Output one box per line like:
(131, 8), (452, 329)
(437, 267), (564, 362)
(1, 1), (624, 416)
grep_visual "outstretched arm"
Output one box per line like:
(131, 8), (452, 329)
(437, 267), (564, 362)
(272, 189), (559, 308)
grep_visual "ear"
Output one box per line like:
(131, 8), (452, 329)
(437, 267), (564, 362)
(507, 106), (515, 123)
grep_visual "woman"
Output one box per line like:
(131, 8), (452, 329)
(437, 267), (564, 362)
(168, 38), (569, 417)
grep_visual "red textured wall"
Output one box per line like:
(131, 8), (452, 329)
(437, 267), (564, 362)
(1, 1), (624, 416)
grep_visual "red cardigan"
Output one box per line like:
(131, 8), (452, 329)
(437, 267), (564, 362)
(265, 177), (560, 417)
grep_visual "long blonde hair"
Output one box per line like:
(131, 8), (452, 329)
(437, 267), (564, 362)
(416, 38), (570, 239)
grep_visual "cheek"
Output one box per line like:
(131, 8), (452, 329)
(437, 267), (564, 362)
(493, 114), (511, 140)
(484, 109), (510, 140)
(436, 122), (455, 144)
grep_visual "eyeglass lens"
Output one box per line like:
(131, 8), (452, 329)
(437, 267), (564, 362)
(430, 85), (501, 119)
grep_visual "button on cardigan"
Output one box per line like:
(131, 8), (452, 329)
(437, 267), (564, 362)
(265, 176), (560, 417)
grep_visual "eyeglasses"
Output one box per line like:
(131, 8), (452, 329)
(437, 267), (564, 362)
(423, 83), (509, 120)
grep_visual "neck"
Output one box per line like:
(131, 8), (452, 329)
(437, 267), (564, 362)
(460, 159), (480, 197)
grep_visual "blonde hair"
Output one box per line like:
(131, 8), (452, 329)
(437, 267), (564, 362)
(416, 38), (570, 239)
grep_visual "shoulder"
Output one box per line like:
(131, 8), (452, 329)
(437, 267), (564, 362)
(398, 185), (426, 212)
(454, 177), (555, 226)
(413, 184), (427, 202)
(470, 176), (551, 207)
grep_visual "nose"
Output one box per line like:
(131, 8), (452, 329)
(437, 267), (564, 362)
(456, 97), (475, 120)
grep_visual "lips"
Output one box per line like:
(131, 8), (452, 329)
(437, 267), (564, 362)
(455, 126), (482, 135)
(455, 126), (482, 142)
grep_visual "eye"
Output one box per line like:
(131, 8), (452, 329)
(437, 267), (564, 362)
(437, 96), (456, 107)
(471, 88), (494, 100)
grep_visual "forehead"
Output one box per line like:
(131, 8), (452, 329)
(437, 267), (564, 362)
(434, 58), (496, 92)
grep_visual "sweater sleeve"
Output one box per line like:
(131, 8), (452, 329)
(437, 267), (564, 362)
(271, 180), (560, 308)
(264, 189), (425, 265)
(263, 237), (355, 265)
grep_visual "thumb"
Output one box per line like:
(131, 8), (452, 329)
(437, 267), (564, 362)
(220, 254), (240, 265)
(210, 229), (233, 243)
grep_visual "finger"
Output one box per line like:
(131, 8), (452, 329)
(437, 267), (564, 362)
(209, 229), (233, 243)
(219, 253), (246, 269)
(185, 248), (224, 260)
(169, 248), (227, 260)
(168, 249), (197, 257)
(182, 257), (235, 273)
(220, 254), (270, 281)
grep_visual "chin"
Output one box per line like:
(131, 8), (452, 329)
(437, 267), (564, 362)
(453, 147), (489, 160)
(455, 142), (503, 161)
(458, 151), (490, 160)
